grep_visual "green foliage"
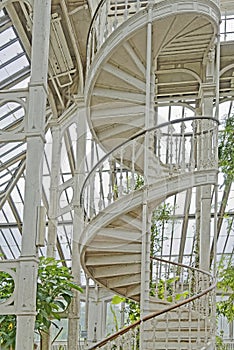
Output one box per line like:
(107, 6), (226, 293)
(0, 271), (16, 348)
(151, 203), (173, 256)
(216, 261), (234, 323)
(0, 271), (14, 302)
(110, 296), (126, 332)
(0, 257), (82, 347)
(218, 115), (234, 184)
(111, 296), (140, 327)
(216, 333), (226, 350)
(125, 300), (140, 324)
(134, 175), (144, 189)
(111, 295), (125, 305)
(150, 276), (188, 302)
(36, 257), (82, 332)
(0, 314), (16, 348)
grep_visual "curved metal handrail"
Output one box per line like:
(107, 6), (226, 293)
(87, 256), (216, 350)
(151, 255), (213, 278)
(86, 0), (148, 69)
(87, 0), (105, 46)
(80, 116), (219, 211)
(86, 0), (220, 70)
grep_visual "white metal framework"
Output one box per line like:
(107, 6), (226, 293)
(0, 0), (234, 349)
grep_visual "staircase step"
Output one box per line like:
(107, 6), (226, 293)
(87, 241), (141, 253)
(97, 228), (142, 242)
(106, 273), (141, 288)
(86, 253), (141, 266)
(144, 341), (209, 350)
(90, 263), (141, 278)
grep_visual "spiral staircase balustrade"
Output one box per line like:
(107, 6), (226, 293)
(87, 257), (216, 350)
(151, 257), (214, 313)
(86, 0), (220, 70)
(80, 116), (218, 224)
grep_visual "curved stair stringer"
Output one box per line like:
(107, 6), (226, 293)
(83, 255), (216, 350)
(85, 0), (220, 156)
(80, 170), (217, 349)
(80, 169), (217, 295)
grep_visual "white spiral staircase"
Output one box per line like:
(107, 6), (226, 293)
(80, 0), (220, 349)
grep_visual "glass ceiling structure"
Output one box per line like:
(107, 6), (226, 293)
(0, 7), (233, 270)
(0, 2), (234, 349)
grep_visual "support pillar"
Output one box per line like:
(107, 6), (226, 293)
(68, 101), (86, 350)
(15, 1), (51, 349)
(140, 5), (154, 349)
(40, 125), (62, 350)
(47, 124), (62, 258)
(199, 51), (216, 270)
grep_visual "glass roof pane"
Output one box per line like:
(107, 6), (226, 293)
(1, 55), (29, 80)
(0, 27), (16, 47)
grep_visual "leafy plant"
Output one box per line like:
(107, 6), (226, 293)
(151, 203), (173, 256)
(111, 295), (140, 327)
(216, 261), (234, 323)
(0, 257), (82, 348)
(216, 333), (226, 350)
(218, 114), (234, 184)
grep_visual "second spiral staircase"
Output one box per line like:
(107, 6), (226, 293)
(80, 0), (220, 349)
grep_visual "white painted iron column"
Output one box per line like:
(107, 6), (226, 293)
(15, 1), (51, 349)
(140, 3), (154, 349)
(199, 48), (217, 271)
(68, 100), (86, 350)
(47, 124), (62, 258)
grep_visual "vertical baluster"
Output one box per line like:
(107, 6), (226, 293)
(177, 308), (181, 347)
(155, 260), (159, 298)
(190, 120), (196, 170)
(158, 259), (162, 289)
(98, 165), (104, 212)
(150, 319), (157, 348)
(166, 126), (170, 165)
(118, 147), (123, 197)
(133, 327), (138, 350)
(89, 173), (95, 219)
(116, 336), (121, 350)
(210, 121), (215, 166)
(135, 0), (141, 12)
(208, 120), (213, 167)
(104, 0), (109, 40)
(86, 31), (91, 70)
(188, 294), (192, 350)
(169, 125), (174, 173)
(164, 276), (167, 300)
(201, 120), (206, 169)
(171, 265), (176, 302)
(205, 121), (210, 168)
(156, 129), (161, 162)
(124, 0), (129, 20)
(98, 5), (103, 47)
(196, 119), (201, 170)
(107, 157), (113, 204)
(165, 311), (169, 350)
(128, 330), (133, 350)
(175, 135), (179, 171)
(197, 290), (201, 348)
(188, 268), (193, 299)
(214, 121), (219, 166)
(205, 293), (209, 343)
(181, 121), (186, 171)
(113, 0), (118, 29)
(91, 28), (96, 64)
(85, 184), (89, 221)
(131, 140), (135, 190)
